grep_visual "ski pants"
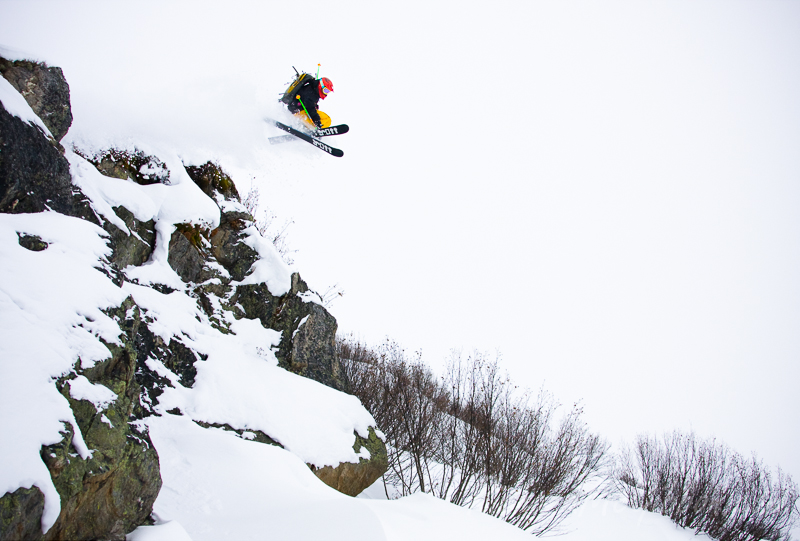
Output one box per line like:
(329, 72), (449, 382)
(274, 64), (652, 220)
(294, 110), (331, 129)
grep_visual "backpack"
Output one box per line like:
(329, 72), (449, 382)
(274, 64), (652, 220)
(280, 71), (316, 105)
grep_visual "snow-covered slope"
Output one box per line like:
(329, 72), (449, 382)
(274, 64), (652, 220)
(0, 54), (722, 541)
(135, 414), (710, 541)
(0, 70), (387, 538)
(2, 0), (798, 539)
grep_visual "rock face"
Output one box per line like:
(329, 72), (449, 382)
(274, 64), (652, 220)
(0, 99), (89, 217)
(1, 59), (387, 539)
(232, 275), (345, 390)
(0, 63), (162, 537)
(81, 148), (169, 186)
(0, 487), (45, 541)
(42, 298), (162, 541)
(0, 58), (72, 141)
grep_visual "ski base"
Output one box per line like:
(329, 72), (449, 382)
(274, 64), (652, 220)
(269, 123), (349, 145)
(268, 134), (296, 145)
(265, 118), (344, 157)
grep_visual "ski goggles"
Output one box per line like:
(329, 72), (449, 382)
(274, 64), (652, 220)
(321, 85), (332, 95)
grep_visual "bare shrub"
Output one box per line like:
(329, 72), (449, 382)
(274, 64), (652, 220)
(243, 186), (344, 307)
(316, 283), (345, 309)
(338, 338), (446, 494)
(243, 185), (296, 265)
(615, 431), (799, 541)
(338, 335), (608, 534)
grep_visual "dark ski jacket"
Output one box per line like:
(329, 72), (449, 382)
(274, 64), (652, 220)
(287, 79), (322, 127)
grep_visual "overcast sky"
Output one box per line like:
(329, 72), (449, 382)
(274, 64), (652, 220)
(2, 0), (799, 504)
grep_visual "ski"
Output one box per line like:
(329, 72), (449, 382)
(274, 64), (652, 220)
(268, 134), (297, 145)
(265, 118), (344, 157)
(268, 124), (349, 145)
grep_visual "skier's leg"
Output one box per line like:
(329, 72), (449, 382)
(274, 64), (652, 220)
(316, 111), (331, 128)
(293, 110), (331, 129)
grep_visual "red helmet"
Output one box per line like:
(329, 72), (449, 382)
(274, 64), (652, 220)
(318, 77), (333, 99)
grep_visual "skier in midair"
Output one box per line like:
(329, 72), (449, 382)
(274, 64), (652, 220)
(286, 76), (334, 129)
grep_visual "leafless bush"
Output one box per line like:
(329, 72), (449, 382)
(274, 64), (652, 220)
(338, 335), (608, 534)
(244, 185), (296, 265)
(338, 338), (446, 493)
(615, 431), (799, 541)
(316, 283), (345, 309)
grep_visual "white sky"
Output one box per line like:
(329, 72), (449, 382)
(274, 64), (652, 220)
(1, 0), (798, 508)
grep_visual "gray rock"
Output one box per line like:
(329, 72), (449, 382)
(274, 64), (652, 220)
(0, 486), (45, 541)
(44, 298), (162, 541)
(229, 272), (345, 390)
(185, 161), (240, 201)
(168, 225), (213, 284)
(106, 206), (156, 270)
(0, 105), (94, 218)
(0, 57), (72, 142)
(80, 148), (169, 186)
(17, 233), (48, 252)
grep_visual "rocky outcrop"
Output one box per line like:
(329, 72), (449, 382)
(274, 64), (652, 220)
(0, 487), (45, 541)
(1, 61), (162, 541)
(185, 161), (239, 201)
(231, 276), (345, 390)
(184, 162), (347, 390)
(0, 100), (92, 218)
(312, 428), (388, 497)
(106, 205), (156, 271)
(176, 162), (385, 492)
(0, 58), (72, 142)
(0, 59), (387, 540)
(80, 148), (169, 186)
(1, 226), (162, 541)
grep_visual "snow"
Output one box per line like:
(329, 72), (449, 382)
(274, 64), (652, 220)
(126, 520), (193, 541)
(232, 225), (293, 295)
(67, 150), (159, 234)
(141, 414), (528, 541)
(553, 499), (714, 541)
(125, 278), (375, 467)
(137, 414), (710, 541)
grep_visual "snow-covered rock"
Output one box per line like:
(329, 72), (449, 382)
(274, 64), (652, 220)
(0, 58), (386, 540)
